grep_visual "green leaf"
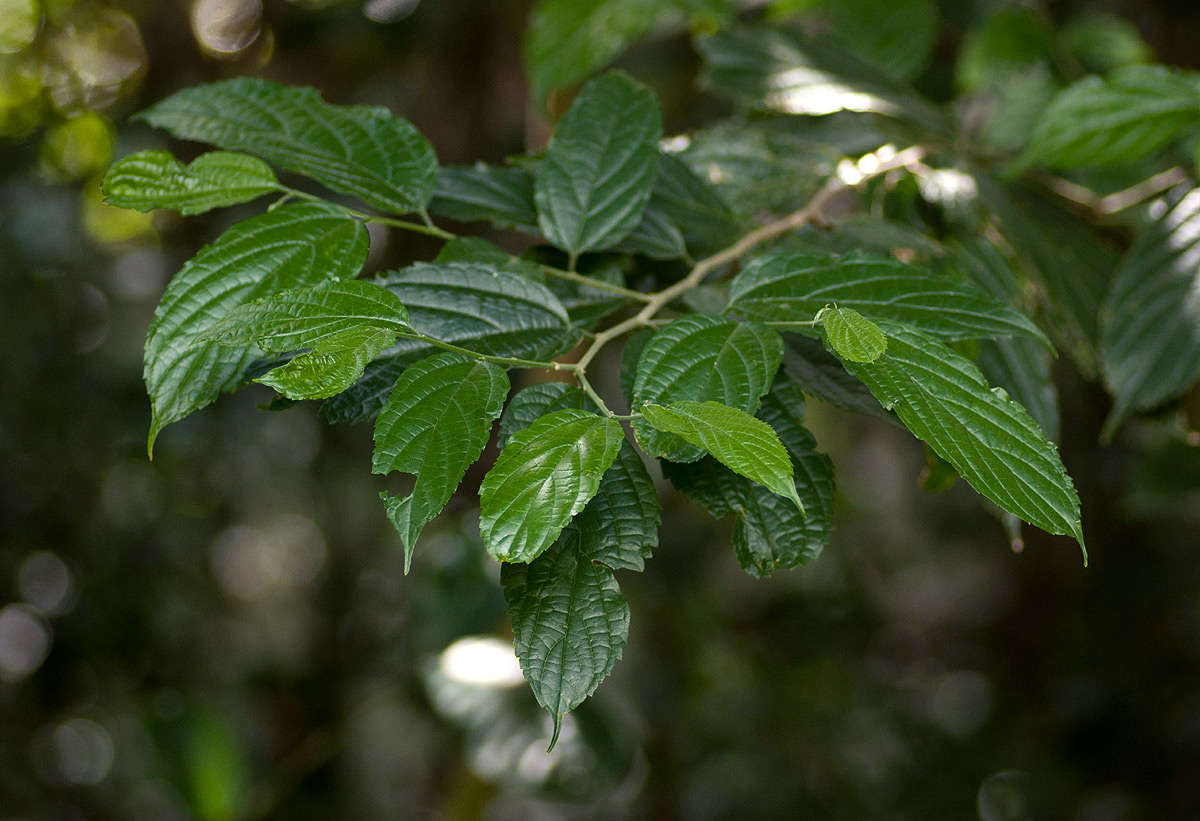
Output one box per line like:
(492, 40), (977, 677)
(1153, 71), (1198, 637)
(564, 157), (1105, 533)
(102, 150), (278, 215)
(954, 7), (1053, 93)
(373, 353), (509, 570)
(697, 25), (947, 133)
(497, 383), (660, 571)
(978, 337), (1059, 444)
(1019, 65), (1200, 170)
(781, 334), (891, 421)
(817, 306), (887, 363)
(1058, 13), (1153, 74)
(480, 409), (624, 563)
(501, 528), (630, 748)
(429, 163), (538, 231)
(632, 315), (783, 461)
(664, 380), (834, 575)
(648, 151), (741, 255)
(534, 71), (663, 260)
(375, 261), (572, 360)
(832, 323), (1085, 557)
(136, 78), (438, 215)
(613, 205), (688, 260)
(578, 441), (660, 571)
(729, 251), (1051, 345)
(821, 0), (939, 82)
(144, 203), (367, 453)
(524, 0), (673, 99)
(497, 382), (591, 448)
(209, 279), (411, 400)
(641, 401), (803, 512)
(1102, 185), (1200, 436)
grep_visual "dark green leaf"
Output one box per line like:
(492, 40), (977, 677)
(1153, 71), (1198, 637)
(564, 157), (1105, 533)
(136, 78), (438, 215)
(497, 382), (591, 448)
(534, 72), (663, 259)
(645, 151), (741, 255)
(480, 409), (625, 563)
(525, 0), (673, 99)
(642, 401), (804, 511)
(144, 203), (367, 452)
(429, 163), (539, 231)
(373, 353), (509, 570)
(102, 150), (278, 215)
(1019, 65), (1200, 170)
(632, 315), (783, 461)
(211, 280), (409, 400)
(729, 251), (1051, 345)
(833, 323), (1085, 556)
(613, 205), (688, 260)
(319, 353), (424, 425)
(502, 529), (630, 748)
(579, 442), (660, 571)
(781, 334), (891, 421)
(1102, 185), (1200, 436)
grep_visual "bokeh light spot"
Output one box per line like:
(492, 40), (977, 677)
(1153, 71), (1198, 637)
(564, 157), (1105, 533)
(0, 603), (51, 681)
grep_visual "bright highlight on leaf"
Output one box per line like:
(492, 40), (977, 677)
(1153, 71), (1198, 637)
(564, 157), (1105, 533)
(479, 409), (624, 563)
(102, 150), (279, 215)
(641, 401), (804, 514)
(136, 77), (439, 215)
(373, 353), (509, 571)
(817, 305), (888, 363)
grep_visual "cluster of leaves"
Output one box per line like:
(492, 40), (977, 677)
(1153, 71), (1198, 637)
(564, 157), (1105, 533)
(101, 0), (1200, 744)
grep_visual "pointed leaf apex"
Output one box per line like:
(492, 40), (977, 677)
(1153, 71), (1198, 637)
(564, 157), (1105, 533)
(546, 713), (563, 753)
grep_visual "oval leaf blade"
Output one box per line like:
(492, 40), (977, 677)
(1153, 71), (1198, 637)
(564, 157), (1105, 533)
(818, 305), (888, 363)
(534, 71), (663, 259)
(480, 408), (624, 563)
(103, 150), (279, 215)
(136, 77), (438, 215)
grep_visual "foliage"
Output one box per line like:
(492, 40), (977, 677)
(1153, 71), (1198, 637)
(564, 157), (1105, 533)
(99, 0), (1200, 746)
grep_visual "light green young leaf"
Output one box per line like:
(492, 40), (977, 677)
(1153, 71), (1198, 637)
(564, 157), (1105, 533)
(102, 150), (279, 215)
(729, 251), (1050, 345)
(497, 383), (660, 571)
(144, 203), (367, 453)
(534, 71), (663, 260)
(1102, 185), (1200, 436)
(641, 401), (803, 512)
(429, 163), (539, 231)
(1019, 65), (1200, 169)
(817, 305), (887, 363)
(480, 409), (624, 563)
(663, 380), (833, 576)
(632, 314), (783, 461)
(501, 527), (630, 749)
(833, 323), (1085, 558)
(525, 0), (673, 99)
(373, 353), (509, 570)
(136, 77), (438, 215)
(210, 279), (411, 400)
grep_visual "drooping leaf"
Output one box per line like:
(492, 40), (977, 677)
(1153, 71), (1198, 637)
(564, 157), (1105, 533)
(1018, 65), (1200, 170)
(144, 203), (367, 452)
(697, 25), (947, 133)
(524, 0), (673, 100)
(832, 322), (1085, 556)
(534, 71), (663, 260)
(373, 353), (509, 570)
(821, 0), (939, 82)
(578, 441), (660, 572)
(429, 163), (539, 231)
(781, 334), (891, 421)
(374, 261), (573, 360)
(480, 409), (624, 563)
(502, 528), (630, 749)
(817, 305), (887, 363)
(136, 77), (438, 215)
(641, 401), (803, 512)
(498, 383), (660, 571)
(102, 150), (278, 215)
(728, 251), (1051, 345)
(209, 279), (411, 400)
(1102, 185), (1200, 436)
(632, 314), (783, 461)
(664, 380), (834, 575)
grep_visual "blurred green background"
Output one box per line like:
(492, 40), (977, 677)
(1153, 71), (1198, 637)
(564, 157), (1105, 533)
(3, 0), (1200, 818)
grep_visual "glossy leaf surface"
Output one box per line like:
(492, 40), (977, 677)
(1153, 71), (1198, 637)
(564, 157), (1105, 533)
(102, 150), (278, 215)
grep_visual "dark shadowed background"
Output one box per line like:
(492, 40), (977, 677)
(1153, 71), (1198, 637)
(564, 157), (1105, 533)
(3, 1), (1200, 818)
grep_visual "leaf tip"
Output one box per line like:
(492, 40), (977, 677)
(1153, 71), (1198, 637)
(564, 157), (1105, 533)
(546, 712), (563, 753)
